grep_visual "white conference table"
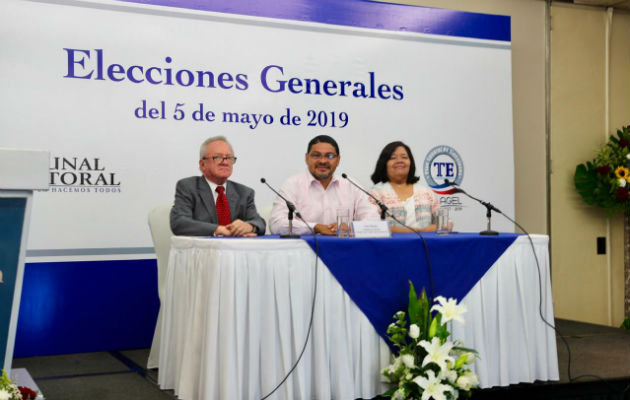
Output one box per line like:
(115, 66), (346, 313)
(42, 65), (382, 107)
(157, 234), (558, 400)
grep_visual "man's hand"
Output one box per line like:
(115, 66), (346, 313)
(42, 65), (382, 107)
(214, 225), (231, 236)
(227, 219), (256, 237)
(314, 223), (337, 235)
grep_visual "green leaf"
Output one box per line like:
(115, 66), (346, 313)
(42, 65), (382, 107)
(428, 316), (438, 338)
(382, 387), (397, 396)
(420, 288), (430, 337)
(574, 163), (611, 209)
(436, 323), (450, 341)
(408, 281), (421, 326)
(617, 129), (625, 139)
(453, 346), (479, 355)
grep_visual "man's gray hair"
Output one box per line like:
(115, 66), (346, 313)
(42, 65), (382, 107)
(199, 136), (232, 159)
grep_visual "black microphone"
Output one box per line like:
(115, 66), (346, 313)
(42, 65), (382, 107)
(445, 179), (500, 212)
(448, 179), (502, 235)
(341, 173), (390, 220)
(260, 178), (300, 216)
(260, 177), (301, 238)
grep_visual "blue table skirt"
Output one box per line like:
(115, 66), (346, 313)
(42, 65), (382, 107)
(298, 233), (519, 346)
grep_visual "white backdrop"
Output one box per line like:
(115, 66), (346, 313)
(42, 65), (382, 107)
(0, 0), (514, 258)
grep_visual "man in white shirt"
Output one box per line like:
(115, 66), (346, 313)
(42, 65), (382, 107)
(269, 135), (379, 235)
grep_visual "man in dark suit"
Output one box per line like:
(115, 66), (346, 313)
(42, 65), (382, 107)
(170, 136), (266, 236)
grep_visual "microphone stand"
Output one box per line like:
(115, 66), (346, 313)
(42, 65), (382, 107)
(260, 178), (300, 238)
(446, 180), (500, 236)
(340, 173), (388, 220)
(285, 204), (300, 239)
(258, 180), (319, 400)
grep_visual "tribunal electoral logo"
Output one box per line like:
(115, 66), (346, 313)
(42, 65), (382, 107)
(48, 156), (121, 193)
(423, 145), (464, 209)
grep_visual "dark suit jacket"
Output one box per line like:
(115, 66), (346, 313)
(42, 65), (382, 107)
(170, 176), (266, 236)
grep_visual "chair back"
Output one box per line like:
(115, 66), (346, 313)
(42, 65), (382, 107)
(147, 202), (173, 369)
(148, 203), (174, 300)
(259, 204), (273, 234)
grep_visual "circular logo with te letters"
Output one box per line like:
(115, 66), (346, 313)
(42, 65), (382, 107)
(422, 145), (464, 195)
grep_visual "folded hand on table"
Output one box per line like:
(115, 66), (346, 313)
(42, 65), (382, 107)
(215, 219), (258, 237)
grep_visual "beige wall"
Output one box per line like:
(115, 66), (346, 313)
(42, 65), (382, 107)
(550, 3), (629, 325)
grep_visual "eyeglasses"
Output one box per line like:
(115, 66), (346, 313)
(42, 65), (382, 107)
(203, 155), (237, 164)
(309, 152), (338, 160)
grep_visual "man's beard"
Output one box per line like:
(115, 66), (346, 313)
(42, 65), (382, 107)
(312, 164), (332, 180)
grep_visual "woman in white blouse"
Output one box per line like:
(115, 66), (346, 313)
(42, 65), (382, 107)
(369, 141), (440, 232)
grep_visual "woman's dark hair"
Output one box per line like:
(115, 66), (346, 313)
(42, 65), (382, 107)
(370, 141), (420, 184)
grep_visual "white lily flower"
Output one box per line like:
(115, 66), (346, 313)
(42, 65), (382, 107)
(413, 370), (456, 400)
(0, 389), (10, 400)
(431, 296), (467, 324)
(456, 370), (479, 390)
(619, 178), (627, 187)
(626, 152), (630, 160)
(395, 311), (405, 318)
(418, 337), (455, 371)
(401, 354), (415, 368)
(409, 324), (420, 339)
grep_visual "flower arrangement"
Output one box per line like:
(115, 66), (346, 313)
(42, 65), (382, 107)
(574, 125), (630, 329)
(574, 125), (630, 216)
(0, 370), (41, 400)
(381, 282), (478, 400)
(0, 370), (20, 400)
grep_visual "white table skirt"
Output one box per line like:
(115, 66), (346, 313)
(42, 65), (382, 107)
(158, 235), (558, 400)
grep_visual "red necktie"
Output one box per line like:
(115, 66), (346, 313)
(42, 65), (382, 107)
(215, 185), (232, 226)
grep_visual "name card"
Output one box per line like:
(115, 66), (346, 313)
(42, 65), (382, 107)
(352, 220), (391, 238)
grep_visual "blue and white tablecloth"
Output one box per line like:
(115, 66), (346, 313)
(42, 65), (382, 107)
(157, 233), (558, 400)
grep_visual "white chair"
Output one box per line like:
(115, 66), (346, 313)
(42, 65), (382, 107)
(146, 203), (173, 369)
(259, 204), (273, 234)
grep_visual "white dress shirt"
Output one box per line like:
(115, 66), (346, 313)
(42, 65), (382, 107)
(269, 170), (380, 235)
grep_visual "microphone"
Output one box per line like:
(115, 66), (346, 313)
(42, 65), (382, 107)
(260, 178), (300, 216)
(448, 179), (501, 235)
(445, 179), (500, 212)
(341, 173), (389, 220)
(260, 177), (301, 238)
